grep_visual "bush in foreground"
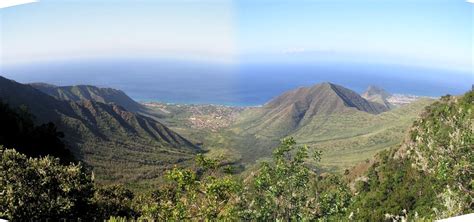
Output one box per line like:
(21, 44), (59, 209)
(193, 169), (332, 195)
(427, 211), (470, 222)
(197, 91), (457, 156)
(0, 147), (93, 220)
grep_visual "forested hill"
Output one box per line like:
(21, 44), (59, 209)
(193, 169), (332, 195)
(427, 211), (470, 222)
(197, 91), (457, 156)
(0, 76), (201, 184)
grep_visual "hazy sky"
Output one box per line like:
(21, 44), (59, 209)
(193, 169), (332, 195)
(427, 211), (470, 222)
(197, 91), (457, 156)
(0, 0), (472, 72)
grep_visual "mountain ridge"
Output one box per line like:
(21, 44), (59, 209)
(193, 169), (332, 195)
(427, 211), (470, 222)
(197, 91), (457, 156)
(0, 76), (201, 184)
(30, 83), (145, 113)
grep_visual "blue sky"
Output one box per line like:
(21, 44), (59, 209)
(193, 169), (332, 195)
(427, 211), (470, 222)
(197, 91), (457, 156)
(1, 0), (236, 64)
(237, 0), (472, 71)
(0, 0), (472, 72)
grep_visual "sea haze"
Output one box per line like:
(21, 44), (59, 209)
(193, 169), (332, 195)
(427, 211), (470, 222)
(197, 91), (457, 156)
(2, 58), (472, 106)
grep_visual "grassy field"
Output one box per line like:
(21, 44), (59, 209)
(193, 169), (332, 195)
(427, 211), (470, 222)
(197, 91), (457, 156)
(291, 99), (434, 171)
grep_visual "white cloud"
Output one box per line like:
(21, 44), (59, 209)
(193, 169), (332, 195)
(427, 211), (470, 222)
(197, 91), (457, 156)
(283, 48), (306, 54)
(467, 0), (474, 3)
(0, 0), (37, 9)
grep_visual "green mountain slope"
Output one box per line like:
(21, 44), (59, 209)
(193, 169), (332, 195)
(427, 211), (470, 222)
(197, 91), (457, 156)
(0, 76), (200, 186)
(225, 83), (431, 171)
(31, 83), (145, 113)
(348, 91), (473, 220)
(292, 99), (433, 171)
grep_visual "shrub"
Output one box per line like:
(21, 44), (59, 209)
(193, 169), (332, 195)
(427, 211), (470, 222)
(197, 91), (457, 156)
(0, 147), (94, 220)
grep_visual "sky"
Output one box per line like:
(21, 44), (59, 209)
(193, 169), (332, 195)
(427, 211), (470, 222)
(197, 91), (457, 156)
(0, 0), (472, 72)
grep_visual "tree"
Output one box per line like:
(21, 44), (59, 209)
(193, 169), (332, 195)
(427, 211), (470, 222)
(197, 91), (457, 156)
(138, 154), (241, 220)
(93, 185), (137, 219)
(239, 137), (349, 220)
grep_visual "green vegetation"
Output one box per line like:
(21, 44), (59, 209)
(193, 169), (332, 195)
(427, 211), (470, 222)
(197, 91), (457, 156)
(0, 139), (329, 221)
(227, 97), (433, 172)
(1, 76), (434, 187)
(348, 90), (473, 220)
(147, 83), (432, 173)
(58, 100), (200, 186)
(293, 99), (434, 171)
(1, 88), (472, 220)
(1, 75), (472, 220)
(238, 138), (350, 221)
(0, 76), (201, 189)
(0, 147), (93, 220)
(0, 147), (139, 221)
(136, 155), (241, 220)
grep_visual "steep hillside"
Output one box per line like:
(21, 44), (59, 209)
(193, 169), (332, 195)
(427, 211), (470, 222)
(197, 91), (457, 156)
(0, 76), (200, 186)
(362, 85), (393, 109)
(31, 83), (145, 113)
(348, 91), (473, 220)
(235, 82), (389, 138)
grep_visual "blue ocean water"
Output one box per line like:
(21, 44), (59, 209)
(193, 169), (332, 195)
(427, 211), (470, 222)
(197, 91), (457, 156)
(1, 58), (472, 106)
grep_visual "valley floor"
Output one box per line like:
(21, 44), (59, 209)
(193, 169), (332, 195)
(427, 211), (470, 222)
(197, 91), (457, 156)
(143, 98), (434, 174)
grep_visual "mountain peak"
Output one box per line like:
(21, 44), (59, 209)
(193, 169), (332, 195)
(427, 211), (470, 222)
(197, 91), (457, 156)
(249, 82), (391, 137)
(362, 85), (393, 109)
(315, 82), (339, 89)
(363, 85), (391, 98)
(235, 82), (391, 140)
(267, 82), (388, 115)
(319, 81), (335, 86)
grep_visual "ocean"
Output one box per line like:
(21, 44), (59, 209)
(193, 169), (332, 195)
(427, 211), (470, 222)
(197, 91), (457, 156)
(2, 58), (472, 106)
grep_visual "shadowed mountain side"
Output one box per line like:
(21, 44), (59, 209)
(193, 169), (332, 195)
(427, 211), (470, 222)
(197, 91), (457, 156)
(0, 76), (201, 184)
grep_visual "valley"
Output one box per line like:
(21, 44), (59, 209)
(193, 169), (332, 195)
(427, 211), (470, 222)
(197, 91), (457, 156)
(0, 75), (435, 189)
(143, 82), (434, 173)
